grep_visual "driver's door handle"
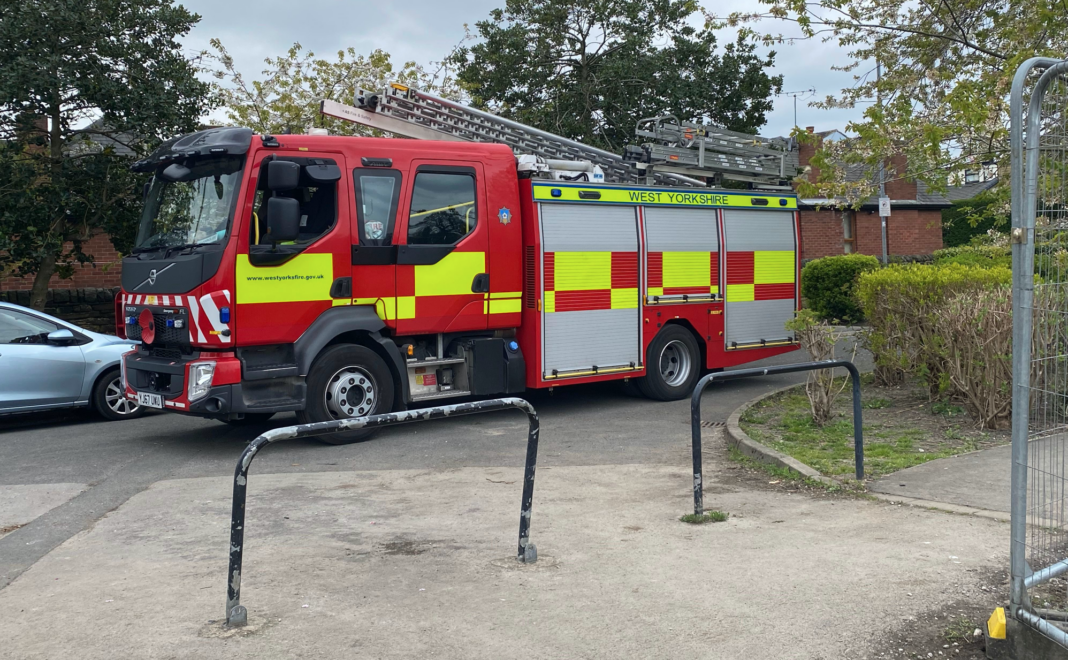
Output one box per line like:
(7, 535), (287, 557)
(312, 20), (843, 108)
(471, 273), (489, 293)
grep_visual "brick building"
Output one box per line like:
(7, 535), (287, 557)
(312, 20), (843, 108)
(1, 233), (122, 291)
(795, 129), (952, 260)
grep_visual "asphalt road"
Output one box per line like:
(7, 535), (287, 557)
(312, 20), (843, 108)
(0, 346), (866, 589)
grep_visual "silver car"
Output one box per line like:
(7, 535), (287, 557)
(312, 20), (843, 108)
(0, 302), (143, 420)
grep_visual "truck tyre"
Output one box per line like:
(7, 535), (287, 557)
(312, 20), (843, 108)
(297, 344), (395, 444)
(637, 325), (701, 401)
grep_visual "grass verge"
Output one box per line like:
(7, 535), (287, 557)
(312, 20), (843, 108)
(738, 380), (1008, 481)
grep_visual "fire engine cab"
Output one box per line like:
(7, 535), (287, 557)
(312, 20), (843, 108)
(120, 86), (800, 442)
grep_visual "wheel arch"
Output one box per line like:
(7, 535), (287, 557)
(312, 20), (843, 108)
(294, 306), (409, 409)
(658, 318), (707, 371)
(88, 364), (122, 412)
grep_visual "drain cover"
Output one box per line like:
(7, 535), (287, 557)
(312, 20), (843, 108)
(701, 421), (725, 429)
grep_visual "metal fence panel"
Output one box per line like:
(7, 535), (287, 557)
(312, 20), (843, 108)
(1011, 56), (1068, 647)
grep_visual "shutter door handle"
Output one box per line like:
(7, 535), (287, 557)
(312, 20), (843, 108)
(471, 273), (489, 293)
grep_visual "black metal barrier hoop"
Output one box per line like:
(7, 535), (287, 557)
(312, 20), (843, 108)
(225, 397), (540, 627)
(691, 360), (863, 516)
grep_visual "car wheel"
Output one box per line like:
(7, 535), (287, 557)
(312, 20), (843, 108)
(637, 325), (702, 401)
(222, 413), (276, 426)
(93, 369), (144, 421)
(296, 344), (395, 445)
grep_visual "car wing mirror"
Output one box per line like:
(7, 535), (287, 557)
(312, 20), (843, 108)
(46, 329), (75, 345)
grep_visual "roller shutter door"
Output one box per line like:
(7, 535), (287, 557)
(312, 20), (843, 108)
(643, 207), (720, 304)
(722, 209), (797, 349)
(540, 203), (641, 377)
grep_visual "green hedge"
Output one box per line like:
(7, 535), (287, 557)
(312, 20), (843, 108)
(932, 245), (1011, 268)
(941, 193), (1007, 247)
(856, 263), (1012, 396)
(800, 254), (880, 324)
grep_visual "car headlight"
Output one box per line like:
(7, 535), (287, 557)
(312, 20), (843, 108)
(187, 361), (216, 402)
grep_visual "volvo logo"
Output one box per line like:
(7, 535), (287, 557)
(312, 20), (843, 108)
(134, 262), (175, 290)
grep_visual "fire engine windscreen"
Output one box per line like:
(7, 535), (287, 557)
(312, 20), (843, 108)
(134, 156), (245, 252)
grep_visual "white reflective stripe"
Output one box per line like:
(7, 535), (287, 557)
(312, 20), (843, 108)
(162, 295), (169, 306)
(186, 295), (206, 343)
(199, 292), (231, 343)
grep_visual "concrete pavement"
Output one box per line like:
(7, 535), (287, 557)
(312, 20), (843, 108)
(871, 445), (1012, 513)
(0, 434), (1004, 660)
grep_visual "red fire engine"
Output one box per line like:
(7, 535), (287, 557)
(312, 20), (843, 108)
(120, 85), (800, 441)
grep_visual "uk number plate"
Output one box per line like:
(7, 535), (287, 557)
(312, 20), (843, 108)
(137, 392), (163, 409)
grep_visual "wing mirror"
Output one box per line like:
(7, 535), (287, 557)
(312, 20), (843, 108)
(160, 162), (192, 182)
(267, 160), (300, 191)
(47, 329), (75, 345)
(265, 196), (300, 244)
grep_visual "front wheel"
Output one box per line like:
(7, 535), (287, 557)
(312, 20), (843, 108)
(637, 325), (702, 401)
(93, 369), (144, 421)
(297, 344), (395, 445)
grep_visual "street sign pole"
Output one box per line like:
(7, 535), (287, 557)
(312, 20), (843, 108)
(880, 166), (888, 264)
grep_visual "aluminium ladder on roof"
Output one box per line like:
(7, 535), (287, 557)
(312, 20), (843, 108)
(629, 115), (800, 188)
(320, 84), (705, 187)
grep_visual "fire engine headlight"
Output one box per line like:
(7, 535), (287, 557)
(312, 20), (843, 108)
(120, 350), (132, 392)
(187, 362), (216, 402)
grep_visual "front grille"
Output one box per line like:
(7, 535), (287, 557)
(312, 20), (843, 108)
(127, 313), (188, 344)
(149, 347), (183, 361)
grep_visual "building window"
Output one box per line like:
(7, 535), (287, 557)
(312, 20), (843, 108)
(842, 211), (857, 254)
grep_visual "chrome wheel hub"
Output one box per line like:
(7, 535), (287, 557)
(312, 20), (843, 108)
(105, 377), (140, 416)
(325, 367), (377, 419)
(658, 339), (692, 387)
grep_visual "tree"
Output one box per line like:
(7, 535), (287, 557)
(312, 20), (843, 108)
(711, 0), (1068, 203)
(210, 41), (460, 136)
(447, 0), (784, 151)
(0, 0), (214, 309)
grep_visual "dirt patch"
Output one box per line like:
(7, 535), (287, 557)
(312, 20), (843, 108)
(0, 524), (24, 535)
(869, 567), (1008, 659)
(739, 377), (1010, 480)
(379, 539), (447, 556)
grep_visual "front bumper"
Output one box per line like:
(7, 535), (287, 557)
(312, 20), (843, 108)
(123, 350), (241, 417)
(122, 349), (307, 418)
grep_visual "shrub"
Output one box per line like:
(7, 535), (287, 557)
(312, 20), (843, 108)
(941, 192), (1008, 248)
(785, 309), (856, 426)
(800, 254), (880, 324)
(933, 245), (1011, 269)
(856, 264), (1011, 393)
(933, 288), (1012, 429)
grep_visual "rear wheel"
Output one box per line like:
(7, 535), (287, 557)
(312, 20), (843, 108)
(93, 369), (144, 421)
(637, 325), (701, 401)
(297, 344), (395, 444)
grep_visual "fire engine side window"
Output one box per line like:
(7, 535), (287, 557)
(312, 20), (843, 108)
(354, 169), (402, 246)
(406, 171), (477, 245)
(250, 157), (338, 246)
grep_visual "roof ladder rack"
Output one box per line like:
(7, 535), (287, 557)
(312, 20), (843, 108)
(320, 84), (703, 187)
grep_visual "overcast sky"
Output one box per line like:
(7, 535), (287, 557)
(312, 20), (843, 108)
(176, 0), (872, 138)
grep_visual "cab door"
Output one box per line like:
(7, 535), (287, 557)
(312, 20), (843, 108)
(234, 152), (351, 345)
(351, 166), (403, 327)
(394, 162), (489, 336)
